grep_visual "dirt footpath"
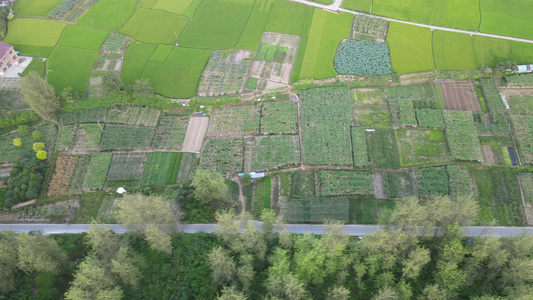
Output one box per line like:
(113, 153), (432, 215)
(182, 117), (209, 152)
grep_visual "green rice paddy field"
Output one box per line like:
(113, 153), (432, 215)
(9, 0), (533, 95)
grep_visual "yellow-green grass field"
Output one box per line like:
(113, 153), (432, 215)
(47, 46), (98, 92)
(386, 22), (434, 74)
(480, 0), (533, 40)
(120, 9), (189, 44)
(4, 19), (66, 47)
(178, 0), (253, 49)
(235, 0), (275, 50)
(432, 30), (476, 71)
(59, 26), (109, 50)
(121, 43), (158, 84)
(341, 0), (373, 12)
(165, 47), (208, 66)
(13, 0), (63, 17)
(140, 0), (159, 8)
(76, 0), (137, 31)
(12, 45), (54, 58)
(153, 0), (194, 15)
(298, 9), (326, 80)
(150, 45), (173, 62)
(265, 0), (309, 35)
(372, 0), (480, 31)
(141, 49), (211, 98)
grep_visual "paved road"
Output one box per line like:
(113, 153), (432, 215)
(290, 0), (533, 44)
(2, 223), (533, 238)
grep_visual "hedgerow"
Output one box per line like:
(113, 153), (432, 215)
(334, 40), (392, 76)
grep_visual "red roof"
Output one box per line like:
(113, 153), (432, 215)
(0, 41), (12, 58)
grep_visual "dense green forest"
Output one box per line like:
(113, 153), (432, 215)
(2, 195), (533, 300)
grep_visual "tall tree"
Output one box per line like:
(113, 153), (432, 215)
(208, 246), (236, 286)
(191, 169), (229, 206)
(132, 79), (153, 98)
(217, 286), (247, 300)
(16, 232), (65, 274)
(85, 224), (118, 260)
(101, 72), (123, 96)
(144, 224), (172, 254)
(20, 72), (60, 122)
(64, 257), (123, 300)
(110, 246), (142, 288)
(0, 231), (17, 292)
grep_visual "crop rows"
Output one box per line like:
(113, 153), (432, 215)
(510, 115), (533, 164)
(141, 152), (181, 187)
(480, 79), (506, 111)
(260, 102), (298, 134)
(447, 165), (473, 198)
(351, 127), (369, 166)
(60, 108), (107, 125)
(350, 14), (388, 38)
(68, 155), (90, 194)
(208, 105), (260, 138)
(55, 126), (77, 153)
(367, 130), (400, 168)
(47, 156), (78, 197)
(200, 139), (244, 177)
(520, 173), (533, 204)
(72, 124), (103, 153)
(82, 153), (112, 190)
(334, 40), (392, 76)
(100, 125), (155, 151)
(384, 172), (415, 198)
(106, 106), (159, 126)
(250, 136), (300, 171)
(299, 87), (354, 165)
(319, 170), (374, 196)
(414, 167), (449, 197)
(506, 73), (533, 86)
(107, 152), (146, 182)
(289, 197), (349, 222)
(389, 99), (417, 127)
(152, 116), (188, 150)
(490, 170), (525, 226)
(443, 110), (482, 161)
(416, 109), (444, 128)
(253, 177), (271, 218)
(290, 172), (315, 199)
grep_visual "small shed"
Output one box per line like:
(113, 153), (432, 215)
(238, 172), (266, 179)
(516, 64), (533, 73)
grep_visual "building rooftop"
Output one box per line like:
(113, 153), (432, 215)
(0, 41), (12, 58)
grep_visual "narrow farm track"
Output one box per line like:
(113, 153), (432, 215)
(290, 0), (533, 44)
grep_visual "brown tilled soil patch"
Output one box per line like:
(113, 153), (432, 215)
(182, 117), (209, 152)
(439, 81), (482, 112)
(481, 145), (497, 165)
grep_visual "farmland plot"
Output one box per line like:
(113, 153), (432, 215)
(71, 124), (103, 154)
(386, 22), (434, 74)
(488, 170), (526, 226)
(249, 33), (300, 89)
(76, 0), (136, 31)
(520, 173), (533, 204)
(61, 108), (107, 125)
(82, 153), (112, 190)
(106, 106), (160, 126)
(367, 129), (400, 169)
(260, 102), (298, 134)
(289, 197), (349, 222)
(386, 83), (436, 101)
(350, 198), (395, 224)
(319, 170), (374, 196)
(290, 172), (315, 199)
(141, 152), (181, 187)
(349, 14), (388, 41)
(107, 153), (146, 182)
(384, 172), (415, 198)
(351, 127), (369, 166)
(248, 136), (300, 171)
(55, 126), (77, 153)
(443, 110), (482, 161)
(200, 139), (244, 177)
(68, 155), (90, 195)
(508, 96), (533, 115)
(207, 105), (260, 138)
(416, 109), (444, 128)
(353, 88), (392, 129)
(447, 165), (473, 197)
(152, 116), (189, 150)
(48, 156), (79, 198)
(510, 115), (533, 164)
(299, 87), (354, 165)
(59, 25), (109, 50)
(100, 125), (156, 151)
(396, 129), (449, 167)
(413, 167), (449, 197)
(120, 8), (188, 44)
(480, 79), (506, 112)
(13, 0), (63, 16)
(197, 50), (253, 96)
(389, 99), (417, 127)
(438, 81), (482, 113)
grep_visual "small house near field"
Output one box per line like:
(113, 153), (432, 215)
(0, 41), (18, 76)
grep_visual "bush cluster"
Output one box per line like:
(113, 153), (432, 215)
(5, 152), (47, 207)
(0, 6), (8, 40)
(334, 40), (392, 76)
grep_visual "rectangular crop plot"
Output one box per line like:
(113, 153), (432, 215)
(152, 116), (189, 150)
(207, 105), (260, 138)
(351, 127), (369, 166)
(299, 87), (354, 165)
(47, 156), (78, 198)
(384, 172), (415, 198)
(386, 22), (434, 74)
(47, 46), (98, 92)
(443, 110), (482, 161)
(290, 171), (316, 199)
(413, 166), (449, 197)
(248, 135), (300, 171)
(76, 0), (137, 31)
(520, 174), (533, 205)
(367, 129), (400, 169)
(197, 49), (253, 96)
(107, 152), (146, 182)
(289, 197), (349, 222)
(349, 14), (388, 40)
(319, 170), (374, 196)
(416, 109), (444, 128)
(479, 0), (533, 40)
(71, 124), (103, 154)
(480, 79), (506, 111)
(141, 152), (181, 187)
(447, 165), (473, 198)
(200, 139), (244, 177)
(249, 32), (300, 87)
(100, 125), (156, 151)
(353, 88), (391, 129)
(59, 25), (109, 50)
(83, 153), (112, 190)
(13, 0), (63, 16)
(389, 99), (417, 127)
(432, 30), (476, 71)
(61, 108), (107, 125)
(510, 115), (533, 164)
(106, 106), (160, 126)
(386, 82), (436, 100)
(260, 102), (297, 134)
(4, 18), (66, 48)
(120, 8), (189, 44)
(396, 129), (449, 167)
(439, 81), (482, 113)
